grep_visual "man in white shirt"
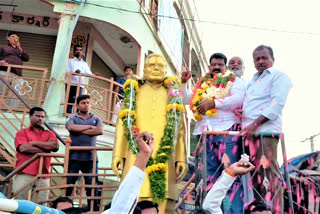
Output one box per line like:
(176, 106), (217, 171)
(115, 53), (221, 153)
(65, 45), (93, 113)
(238, 45), (292, 214)
(203, 161), (255, 214)
(202, 160), (272, 214)
(103, 131), (154, 214)
(181, 53), (246, 213)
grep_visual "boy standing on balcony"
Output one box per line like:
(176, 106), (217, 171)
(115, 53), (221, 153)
(65, 45), (92, 114)
(13, 107), (59, 204)
(65, 94), (103, 211)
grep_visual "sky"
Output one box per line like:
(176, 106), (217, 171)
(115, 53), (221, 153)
(196, 0), (320, 160)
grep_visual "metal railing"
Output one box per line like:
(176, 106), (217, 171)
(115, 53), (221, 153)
(0, 65), (65, 181)
(176, 131), (296, 214)
(1, 146), (118, 213)
(63, 72), (123, 126)
(0, 65), (51, 163)
(0, 64), (123, 166)
(0, 68), (67, 199)
(0, 64), (50, 110)
(0, 66), (65, 144)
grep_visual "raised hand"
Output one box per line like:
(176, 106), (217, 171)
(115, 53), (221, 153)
(228, 161), (255, 176)
(134, 132), (155, 171)
(181, 71), (191, 83)
(136, 132), (154, 157)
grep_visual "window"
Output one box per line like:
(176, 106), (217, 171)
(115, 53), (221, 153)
(173, 2), (190, 71)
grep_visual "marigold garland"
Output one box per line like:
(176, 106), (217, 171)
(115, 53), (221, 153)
(190, 70), (235, 121)
(119, 76), (184, 200)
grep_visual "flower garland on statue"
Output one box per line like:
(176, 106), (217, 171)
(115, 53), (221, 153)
(118, 76), (185, 200)
(190, 70), (236, 121)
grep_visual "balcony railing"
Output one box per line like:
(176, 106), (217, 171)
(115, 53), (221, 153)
(0, 65), (121, 213)
(1, 145), (119, 213)
(0, 65), (123, 126)
(0, 64), (50, 111)
(63, 72), (123, 126)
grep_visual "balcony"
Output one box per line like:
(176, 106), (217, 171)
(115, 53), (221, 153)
(0, 64), (123, 126)
(0, 64), (122, 212)
(63, 72), (123, 126)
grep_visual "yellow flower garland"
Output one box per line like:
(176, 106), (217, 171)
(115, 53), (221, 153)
(190, 71), (235, 120)
(123, 79), (140, 93)
(164, 77), (181, 87)
(118, 109), (136, 119)
(166, 104), (185, 112)
(119, 76), (185, 200)
(146, 163), (168, 174)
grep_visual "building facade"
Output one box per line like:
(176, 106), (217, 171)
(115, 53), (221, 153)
(0, 0), (207, 208)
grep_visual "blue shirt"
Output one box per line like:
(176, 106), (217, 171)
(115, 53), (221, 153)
(242, 67), (292, 133)
(117, 77), (126, 97)
(66, 113), (102, 160)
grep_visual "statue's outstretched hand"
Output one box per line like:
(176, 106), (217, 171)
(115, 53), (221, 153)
(176, 161), (188, 182)
(112, 156), (124, 178)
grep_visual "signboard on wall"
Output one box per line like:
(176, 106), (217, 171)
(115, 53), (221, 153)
(158, 0), (184, 71)
(0, 11), (59, 29)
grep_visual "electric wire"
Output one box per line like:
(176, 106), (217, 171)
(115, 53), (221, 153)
(81, 1), (320, 36)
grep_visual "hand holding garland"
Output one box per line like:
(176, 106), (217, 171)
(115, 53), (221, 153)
(197, 99), (216, 115)
(190, 71), (235, 121)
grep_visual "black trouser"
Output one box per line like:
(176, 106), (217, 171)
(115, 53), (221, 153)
(66, 85), (83, 114)
(66, 160), (99, 211)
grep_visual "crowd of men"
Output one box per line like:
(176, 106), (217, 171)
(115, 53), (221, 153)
(12, 95), (102, 212)
(1, 31), (292, 214)
(180, 46), (291, 214)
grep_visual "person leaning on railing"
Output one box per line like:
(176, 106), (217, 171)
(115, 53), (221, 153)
(103, 132), (155, 214)
(0, 31), (29, 108)
(65, 45), (92, 114)
(12, 107), (59, 205)
(235, 45), (293, 214)
(111, 65), (133, 123)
